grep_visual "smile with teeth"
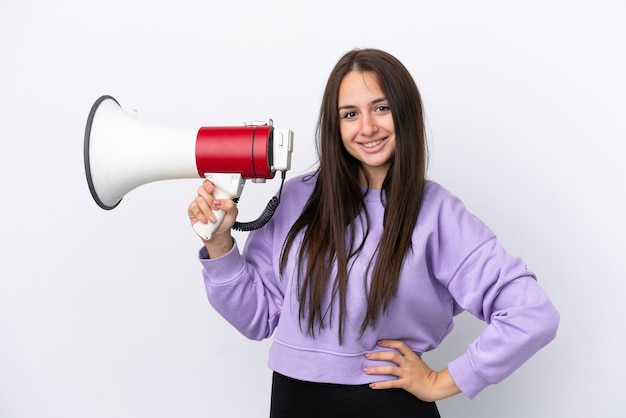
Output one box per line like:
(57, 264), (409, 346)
(362, 139), (383, 148)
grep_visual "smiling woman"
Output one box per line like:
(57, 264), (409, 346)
(338, 71), (396, 189)
(188, 48), (559, 418)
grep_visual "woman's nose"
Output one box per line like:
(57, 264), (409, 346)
(360, 114), (378, 136)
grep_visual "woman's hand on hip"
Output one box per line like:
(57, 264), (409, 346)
(364, 339), (461, 402)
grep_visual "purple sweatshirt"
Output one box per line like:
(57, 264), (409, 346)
(199, 173), (559, 399)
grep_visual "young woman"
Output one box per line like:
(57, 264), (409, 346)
(187, 48), (559, 417)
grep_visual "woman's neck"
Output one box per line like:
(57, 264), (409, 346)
(359, 168), (387, 190)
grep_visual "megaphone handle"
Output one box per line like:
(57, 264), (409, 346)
(192, 173), (246, 241)
(192, 210), (226, 241)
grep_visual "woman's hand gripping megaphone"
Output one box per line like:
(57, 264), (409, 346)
(188, 173), (245, 243)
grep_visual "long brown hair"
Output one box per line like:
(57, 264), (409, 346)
(280, 48), (428, 342)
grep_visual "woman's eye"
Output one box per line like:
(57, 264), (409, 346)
(375, 105), (390, 113)
(342, 111), (357, 120)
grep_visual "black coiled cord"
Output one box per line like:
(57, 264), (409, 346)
(233, 171), (286, 232)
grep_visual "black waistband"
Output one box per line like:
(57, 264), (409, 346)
(269, 372), (440, 418)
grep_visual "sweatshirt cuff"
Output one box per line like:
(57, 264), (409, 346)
(198, 240), (246, 284)
(448, 352), (492, 399)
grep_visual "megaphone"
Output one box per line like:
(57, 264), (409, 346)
(84, 95), (294, 240)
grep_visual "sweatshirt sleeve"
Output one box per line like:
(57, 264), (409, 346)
(199, 231), (284, 341)
(446, 236), (560, 398)
(198, 175), (312, 342)
(424, 186), (560, 398)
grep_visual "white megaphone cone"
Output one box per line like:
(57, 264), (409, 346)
(84, 95), (294, 240)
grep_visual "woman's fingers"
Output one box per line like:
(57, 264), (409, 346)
(188, 181), (216, 224)
(364, 339), (445, 401)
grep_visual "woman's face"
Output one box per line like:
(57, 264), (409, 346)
(338, 71), (395, 189)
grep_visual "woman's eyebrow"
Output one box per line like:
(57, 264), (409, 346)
(338, 97), (387, 111)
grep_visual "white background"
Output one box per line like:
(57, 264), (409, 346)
(1, 1), (625, 417)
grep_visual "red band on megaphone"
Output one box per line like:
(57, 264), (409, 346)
(195, 125), (274, 179)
